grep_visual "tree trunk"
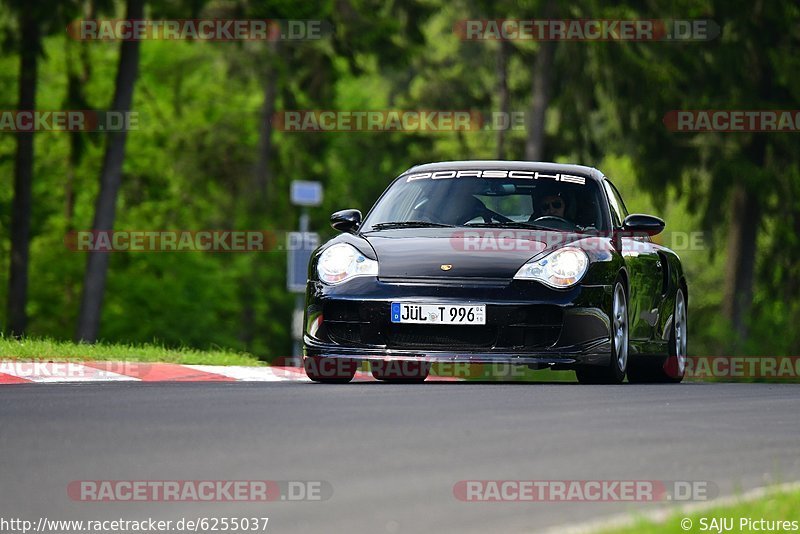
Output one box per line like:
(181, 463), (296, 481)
(64, 29), (92, 230)
(721, 7), (771, 350)
(722, 185), (760, 346)
(524, 0), (557, 161)
(722, 135), (766, 349)
(253, 40), (280, 208)
(722, 136), (767, 351)
(495, 40), (509, 159)
(63, 12), (93, 328)
(524, 39), (555, 161)
(6, 9), (40, 337)
(75, 0), (144, 342)
(240, 41), (281, 351)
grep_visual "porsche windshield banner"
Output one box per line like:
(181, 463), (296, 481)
(405, 169), (586, 184)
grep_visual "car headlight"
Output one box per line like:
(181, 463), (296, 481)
(513, 246), (589, 288)
(317, 243), (378, 285)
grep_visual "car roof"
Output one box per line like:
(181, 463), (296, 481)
(399, 160), (604, 181)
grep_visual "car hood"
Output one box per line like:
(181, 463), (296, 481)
(362, 228), (570, 279)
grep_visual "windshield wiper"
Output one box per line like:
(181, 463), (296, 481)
(369, 221), (456, 230)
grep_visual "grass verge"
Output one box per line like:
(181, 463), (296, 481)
(0, 336), (264, 366)
(598, 486), (800, 533)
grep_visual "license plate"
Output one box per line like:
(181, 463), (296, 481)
(390, 303), (486, 325)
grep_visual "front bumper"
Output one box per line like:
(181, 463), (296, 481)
(303, 276), (614, 368)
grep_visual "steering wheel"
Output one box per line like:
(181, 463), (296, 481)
(483, 209), (512, 223)
(461, 208), (512, 225)
(530, 215), (578, 231)
(410, 198), (514, 226)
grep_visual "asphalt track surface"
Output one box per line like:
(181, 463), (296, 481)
(1, 381), (799, 533)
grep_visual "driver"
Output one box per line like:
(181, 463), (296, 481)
(538, 193), (566, 218)
(531, 186), (568, 220)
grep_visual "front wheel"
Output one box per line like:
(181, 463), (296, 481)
(628, 287), (687, 384)
(371, 360), (430, 383)
(576, 279), (628, 384)
(304, 356), (357, 383)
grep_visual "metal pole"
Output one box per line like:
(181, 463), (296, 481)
(292, 208), (310, 365)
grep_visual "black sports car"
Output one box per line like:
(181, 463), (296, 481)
(303, 161), (688, 384)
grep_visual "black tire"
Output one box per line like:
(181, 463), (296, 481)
(576, 277), (628, 384)
(304, 356), (357, 383)
(627, 288), (687, 384)
(371, 360), (430, 383)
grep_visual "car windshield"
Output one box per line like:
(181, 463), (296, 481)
(362, 172), (609, 232)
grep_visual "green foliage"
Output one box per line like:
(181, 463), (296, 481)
(1, 0), (799, 358)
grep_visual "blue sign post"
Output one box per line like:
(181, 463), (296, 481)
(290, 181), (323, 207)
(289, 181), (323, 363)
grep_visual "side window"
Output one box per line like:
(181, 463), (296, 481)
(603, 179), (629, 228)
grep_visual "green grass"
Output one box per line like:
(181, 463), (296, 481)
(598, 487), (800, 533)
(0, 336), (264, 366)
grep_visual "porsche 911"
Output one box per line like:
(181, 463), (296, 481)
(303, 161), (688, 384)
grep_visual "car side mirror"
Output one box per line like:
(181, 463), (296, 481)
(330, 209), (362, 233)
(622, 213), (665, 236)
